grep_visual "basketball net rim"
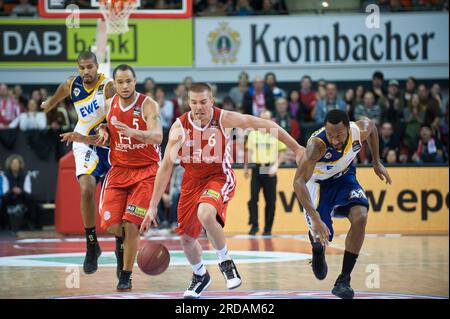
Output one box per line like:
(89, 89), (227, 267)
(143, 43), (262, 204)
(98, 0), (138, 34)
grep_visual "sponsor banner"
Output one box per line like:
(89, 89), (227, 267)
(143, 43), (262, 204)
(0, 19), (193, 66)
(225, 167), (449, 234)
(195, 13), (448, 70)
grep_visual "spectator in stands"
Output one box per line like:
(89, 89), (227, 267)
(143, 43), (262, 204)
(9, 99), (47, 131)
(197, 0), (228, 16)
(430, 83), (443, 113)
(228, 71), (249, 110)
(403, 94), (424, 154)
(343, 88), (356, 121)
(13, 85), (28, 112)
(172, 83), (187, 118)
(379, 122), (399, 161)
(273, 97), (300, 141)
(389, 0), (403, 11)
(243, 75), (275, 116)
(403, 76), (417, 106)
(156, 86), (174, 129)
(354, 91), (382, 125)
(0, 168), (6, 229)
(265, 72), (286, 99)
(0, 84), (21, 129)
(221, 96), (237, 111)
(371, 70), (387, 106)
(316, 79), (327, 101)
(30, 89), (42, 106)
(228, 0), (254, 15)
(418, 84), (441, 135)
(183, 76), (194, 90)
(47, 101), (71, 132)
(412, 125), (445, 163)
(314, 82), (346, 124)
(385, 149), (399, 164)
(288, 89), (301, 120)
(259, 0), (278, 15)
(355, 85), (366, 107)
(11, 0), (37, 17)
(143, 77), (156, 98)
(383, 79), (404, 124)
(298, 75), (316, 122)
(1, 154), (39, 231)
(155, 86), (174, 152)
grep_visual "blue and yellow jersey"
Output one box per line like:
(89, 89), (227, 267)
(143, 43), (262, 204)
(69, 73), (112, 136)
(309, 122), (362, 183)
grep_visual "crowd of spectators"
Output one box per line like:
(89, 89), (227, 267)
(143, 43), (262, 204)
(1, 70), (448, 166)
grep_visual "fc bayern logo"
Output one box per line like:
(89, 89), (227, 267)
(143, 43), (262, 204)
(208, 22), (240, 64)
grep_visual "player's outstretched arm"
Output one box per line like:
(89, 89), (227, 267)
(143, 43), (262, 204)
(293, 137), (331, 246)
(113, 98), (163, 145)
(41, 77), (74, 114)
(221, 110), (305, 162)
(140, 121), (183, 234)
(356, 118), (392, 184)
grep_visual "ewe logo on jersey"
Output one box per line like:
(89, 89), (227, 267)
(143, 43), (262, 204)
(79, 99), (100, 118)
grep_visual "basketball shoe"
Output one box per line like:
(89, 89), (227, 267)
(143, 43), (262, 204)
(332, 274), (354, 299)
(117, 270), (132, 292)
(219, 260), (242, 289)
(183, 271), (211, 299)
(83, 242), (101, 274)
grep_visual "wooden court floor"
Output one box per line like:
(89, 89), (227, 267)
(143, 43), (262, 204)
(0, 233), (448, 299)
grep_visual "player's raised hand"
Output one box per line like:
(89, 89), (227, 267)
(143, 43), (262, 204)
(112, 119), (134, 137)
(310, 214), (331, 247)
(96, 124), (110, 146)
(40, 101), (49, 113)
(60, 132), (85, 145)
(139, 206), (159, 235)
(373, 162), (392, 185)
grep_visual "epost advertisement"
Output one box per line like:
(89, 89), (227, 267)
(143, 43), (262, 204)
(0, 19), (193, 66)
(225, 167), (449, 234)
(195, 13), (448, 72)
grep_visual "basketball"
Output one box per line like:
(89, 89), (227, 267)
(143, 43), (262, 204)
(137, 241), (170, 276)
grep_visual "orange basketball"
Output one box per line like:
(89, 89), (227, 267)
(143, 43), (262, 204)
(137, 242), (170, 276)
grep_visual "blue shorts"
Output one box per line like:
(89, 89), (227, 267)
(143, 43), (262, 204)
(304, 172), (369, 241)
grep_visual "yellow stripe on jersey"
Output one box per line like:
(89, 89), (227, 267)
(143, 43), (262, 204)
(315, 184), (320, 209)
(73, 74), (106, 105)
(87, 116), (106, 136)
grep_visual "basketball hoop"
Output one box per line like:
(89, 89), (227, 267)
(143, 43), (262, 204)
(98, 0), (137, 34)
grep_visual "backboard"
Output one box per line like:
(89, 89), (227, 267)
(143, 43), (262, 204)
(38, 0), (192, 19)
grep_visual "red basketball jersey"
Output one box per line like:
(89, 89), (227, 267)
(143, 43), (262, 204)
(177, 106), (235, 181)
(107, 93), (161, 168)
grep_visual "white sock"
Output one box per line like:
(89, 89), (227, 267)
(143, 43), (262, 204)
(192, 261), (206, 276)
(216, 244), (231, 263)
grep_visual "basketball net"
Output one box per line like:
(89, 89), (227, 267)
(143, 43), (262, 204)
(98, 0), (137, 34)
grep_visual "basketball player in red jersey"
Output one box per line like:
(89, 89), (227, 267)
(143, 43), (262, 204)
(140, 83), (305, 298)
(61, 64), (162, 291)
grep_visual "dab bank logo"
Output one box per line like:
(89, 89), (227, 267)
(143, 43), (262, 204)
(208, 22), (240, 64)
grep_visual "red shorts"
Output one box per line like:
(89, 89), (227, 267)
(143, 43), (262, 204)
(176, 173), (236, 239)
(99, 163), (158, 230)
